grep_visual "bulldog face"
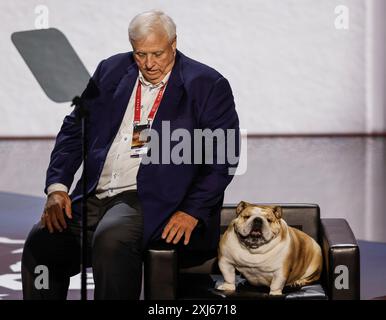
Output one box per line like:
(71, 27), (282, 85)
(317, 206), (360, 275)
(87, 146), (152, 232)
(233, 202), (283, 249)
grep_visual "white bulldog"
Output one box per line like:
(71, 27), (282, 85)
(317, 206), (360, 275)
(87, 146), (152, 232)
(217, 202), (322, 295)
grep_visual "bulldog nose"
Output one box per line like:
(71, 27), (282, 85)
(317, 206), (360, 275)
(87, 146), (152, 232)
(252, 217), (263, 229)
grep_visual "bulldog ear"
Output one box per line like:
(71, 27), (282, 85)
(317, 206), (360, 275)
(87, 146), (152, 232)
(273, 206), (283, 219)
(236, 201), (250, 216)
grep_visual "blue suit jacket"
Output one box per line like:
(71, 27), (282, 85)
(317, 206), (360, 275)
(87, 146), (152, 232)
(46, 50), (239, 250)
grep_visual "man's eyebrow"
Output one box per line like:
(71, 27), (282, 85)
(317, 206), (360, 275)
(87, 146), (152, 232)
(134, 50), (164, 54)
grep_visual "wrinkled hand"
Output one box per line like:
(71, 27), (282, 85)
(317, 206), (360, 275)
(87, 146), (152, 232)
(41, 191), (72, 233)
(162, 211), (198, 245)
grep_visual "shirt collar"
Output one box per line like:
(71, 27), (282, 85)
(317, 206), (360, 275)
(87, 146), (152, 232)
(138, 71), (171, 89)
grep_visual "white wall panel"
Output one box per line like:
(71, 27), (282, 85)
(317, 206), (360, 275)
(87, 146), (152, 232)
(0, 0), (381, 136)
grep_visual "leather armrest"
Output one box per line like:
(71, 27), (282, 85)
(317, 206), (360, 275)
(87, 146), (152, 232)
(321, 219), (360, 300)
(144, 241), (178, 300)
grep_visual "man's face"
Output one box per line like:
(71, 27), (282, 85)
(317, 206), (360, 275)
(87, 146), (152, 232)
(131, 31), (176, 84)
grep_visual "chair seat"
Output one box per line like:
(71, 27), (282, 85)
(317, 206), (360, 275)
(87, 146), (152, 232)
(178, 274), (327, 300)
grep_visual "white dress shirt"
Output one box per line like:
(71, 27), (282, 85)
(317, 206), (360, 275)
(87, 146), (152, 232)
(47, 70), (171, 199)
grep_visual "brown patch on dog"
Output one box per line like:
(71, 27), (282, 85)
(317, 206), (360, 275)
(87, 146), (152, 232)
(236, 201), (251, 216)
(283, 227), (322, 286)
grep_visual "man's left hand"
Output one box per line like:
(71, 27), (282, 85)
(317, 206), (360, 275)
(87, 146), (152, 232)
(162, 211), (199, 245)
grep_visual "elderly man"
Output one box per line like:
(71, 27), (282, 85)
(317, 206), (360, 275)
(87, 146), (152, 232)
(22, 10), (239, 300)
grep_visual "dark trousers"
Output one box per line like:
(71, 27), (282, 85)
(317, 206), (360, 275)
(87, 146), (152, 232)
(21, 190), (143, 300)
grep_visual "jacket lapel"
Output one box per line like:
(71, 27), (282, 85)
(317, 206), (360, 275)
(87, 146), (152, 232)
(109, 61), (138, 136)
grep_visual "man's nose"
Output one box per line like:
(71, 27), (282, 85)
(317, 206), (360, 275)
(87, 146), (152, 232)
(145, 55), (155, 69)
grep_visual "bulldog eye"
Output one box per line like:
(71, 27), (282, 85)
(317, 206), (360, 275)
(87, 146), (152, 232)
(267, 218), (273, 223)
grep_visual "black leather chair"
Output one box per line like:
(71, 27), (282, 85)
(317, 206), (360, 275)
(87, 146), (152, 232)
(144, 204), (360, 300)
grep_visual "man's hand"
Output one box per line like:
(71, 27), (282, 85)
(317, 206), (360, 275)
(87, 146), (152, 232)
(162, 211), (199, 245)
(41, 191), (72, 233)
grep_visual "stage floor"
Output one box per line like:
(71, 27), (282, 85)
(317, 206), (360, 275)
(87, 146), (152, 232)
(0, 191), (385, 300)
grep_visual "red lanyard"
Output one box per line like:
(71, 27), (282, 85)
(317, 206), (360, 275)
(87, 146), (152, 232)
(134, 80), (166, 124)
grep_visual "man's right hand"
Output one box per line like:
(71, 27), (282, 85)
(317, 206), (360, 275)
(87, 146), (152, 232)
(41, 191), (72, 233)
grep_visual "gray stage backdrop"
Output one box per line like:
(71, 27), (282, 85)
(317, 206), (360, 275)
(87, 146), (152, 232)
(1, 0), (385, 136)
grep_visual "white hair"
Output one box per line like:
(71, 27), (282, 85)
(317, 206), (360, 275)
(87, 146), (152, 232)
(128, 10), (176, 42)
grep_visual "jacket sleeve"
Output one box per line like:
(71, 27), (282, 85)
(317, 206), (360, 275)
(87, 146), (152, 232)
(44, 60), (105, 194)
(177, 76), (240, 227)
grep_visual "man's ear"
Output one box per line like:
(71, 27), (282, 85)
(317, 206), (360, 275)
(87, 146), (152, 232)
(236, 201), (250, 216)
(273, 206), (283, 219)
(171, 36), (177, 54)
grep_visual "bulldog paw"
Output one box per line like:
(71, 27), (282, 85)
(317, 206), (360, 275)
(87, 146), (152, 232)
(217, 282), (236, 291)
(290, 279), (307, 288)
(269, 289), (283, 296)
